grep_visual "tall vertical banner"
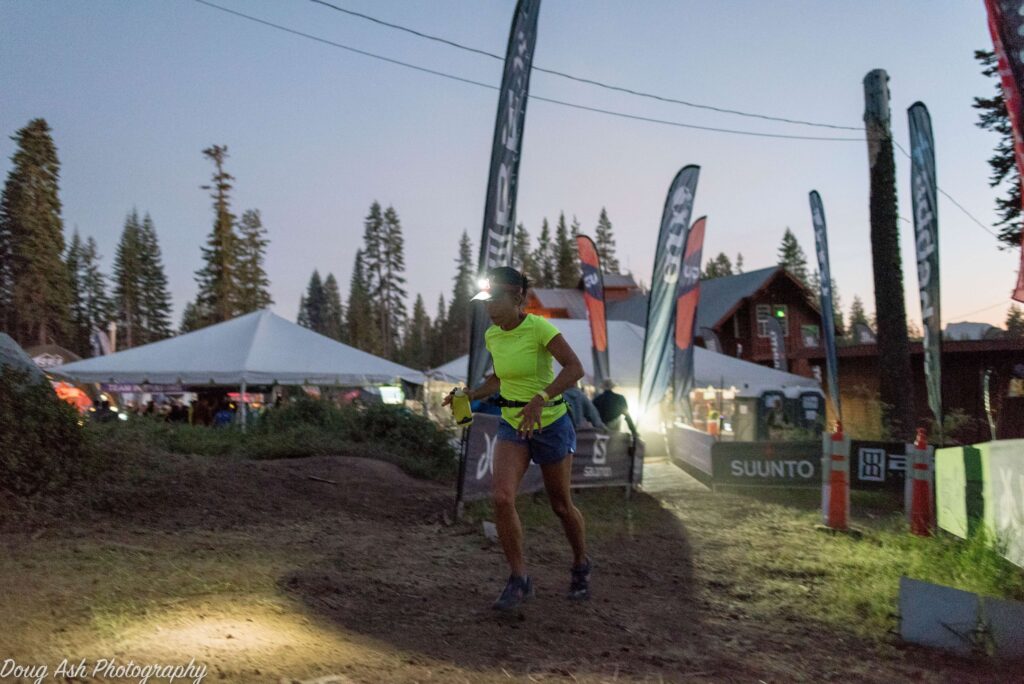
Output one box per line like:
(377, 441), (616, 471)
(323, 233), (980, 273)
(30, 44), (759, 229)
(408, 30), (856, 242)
(809, 191), (842, 423)
(763, 316), (788, 372)
(466, 0), (541, 390)
(672, 216), (707, 424)
(639, 165), (700, 416)
(576, 235), (610, 387)
(908, 102), (943, 435)
(984, 0), (1024, 302)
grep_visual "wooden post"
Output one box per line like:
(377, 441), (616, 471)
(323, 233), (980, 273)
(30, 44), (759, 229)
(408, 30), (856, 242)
(240, 381), (247, 432)
(863, 69), (915, 440)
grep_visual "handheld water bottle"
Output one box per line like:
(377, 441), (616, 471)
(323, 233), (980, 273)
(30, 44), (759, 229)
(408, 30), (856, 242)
(451, 388), (473, 426)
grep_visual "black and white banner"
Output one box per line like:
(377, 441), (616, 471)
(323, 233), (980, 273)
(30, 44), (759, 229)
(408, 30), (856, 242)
(809, 191), (841, 422)
(466, 0), (541, 391)
(639, 165), (700, 415)
(908, 102), (943, 434)
(460, 414), (643, 501)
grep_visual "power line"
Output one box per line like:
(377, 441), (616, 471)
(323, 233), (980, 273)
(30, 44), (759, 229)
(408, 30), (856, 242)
(891, 139), (1003, 241)
(195, 0), (864, 142)
(948, 299), (1010, 320)
(307, 0), (864, 132)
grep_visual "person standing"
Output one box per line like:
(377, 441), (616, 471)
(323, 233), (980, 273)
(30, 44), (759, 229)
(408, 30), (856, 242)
(446, 266), (590, 610)
(593, 380), (639, 451)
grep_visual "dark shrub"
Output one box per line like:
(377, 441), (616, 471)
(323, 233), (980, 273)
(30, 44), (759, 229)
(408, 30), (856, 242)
(0, 367), (92, 496)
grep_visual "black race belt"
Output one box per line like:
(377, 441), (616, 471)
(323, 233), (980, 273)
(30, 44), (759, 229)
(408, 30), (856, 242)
(495, 396), (565, 408)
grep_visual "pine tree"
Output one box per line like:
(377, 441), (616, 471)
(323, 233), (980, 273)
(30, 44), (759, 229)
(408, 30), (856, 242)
(735, 253), (744, 274)
(112, 210), (143, 349)
(302, 270), (327, 334)
(512, 223), (538, 284)
(194, 144), (240, 325)
(65, 230), (91, 355)
(570, 215), (581, 238)
(532, 218), (555, 287)
(81, 236), (113, 349)
(179, 301), (203, 334)
(402, 294), (432, 368)
(0, 118), (70, 345)
(361, 201), (384, 329)
(137, 213), (173, 343)
(378, 205), (408, 358)
(236, 208), (273, 313)
(431, 294), (449, 367)
(702, 252), (733, 279)
(322, 273), (345, 342)
(345, 250), (380, 353)
(777, 228), (809, 287)
(447, 231), (475, 357)
(554, 212), (580, 288)
(296, 295), (310, 328)
(974, 49), (1022, 248)
(849, 296), (869, 332)
(1007, 304), (1024, 338)
(809, 270), (846, 337)
(594, 207), (620, 273)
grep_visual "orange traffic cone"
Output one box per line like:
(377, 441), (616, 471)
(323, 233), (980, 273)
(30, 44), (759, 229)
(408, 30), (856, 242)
(827, 421), (849, 531)
(909, 427), (933, 537)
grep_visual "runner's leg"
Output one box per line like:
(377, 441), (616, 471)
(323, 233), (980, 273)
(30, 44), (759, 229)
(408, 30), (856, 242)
(492, 440), (532, 576)
(540, 454), (587, 565)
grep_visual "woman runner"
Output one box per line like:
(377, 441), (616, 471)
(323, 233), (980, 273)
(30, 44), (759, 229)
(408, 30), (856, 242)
(445, 266), (591, 610)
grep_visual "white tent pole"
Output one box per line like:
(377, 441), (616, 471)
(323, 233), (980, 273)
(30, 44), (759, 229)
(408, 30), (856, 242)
(240, 381), (247, 432)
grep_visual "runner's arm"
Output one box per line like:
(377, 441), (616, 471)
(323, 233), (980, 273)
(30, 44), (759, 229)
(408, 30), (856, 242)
(541, 334), (585, 399)
(467, 374), (500, 402)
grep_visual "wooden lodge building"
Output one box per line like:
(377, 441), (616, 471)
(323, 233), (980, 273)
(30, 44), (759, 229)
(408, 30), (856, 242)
(524, 266), (1023, 441)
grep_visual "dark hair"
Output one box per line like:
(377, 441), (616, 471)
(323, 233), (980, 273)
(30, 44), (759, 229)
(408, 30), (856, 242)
(487, 266), (529, 297)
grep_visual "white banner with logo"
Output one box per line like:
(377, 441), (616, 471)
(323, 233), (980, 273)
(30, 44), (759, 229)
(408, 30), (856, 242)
(460, 413), (643, 501)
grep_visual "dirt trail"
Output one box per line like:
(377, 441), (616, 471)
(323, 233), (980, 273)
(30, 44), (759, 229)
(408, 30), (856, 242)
(0, 451), (1012, 683)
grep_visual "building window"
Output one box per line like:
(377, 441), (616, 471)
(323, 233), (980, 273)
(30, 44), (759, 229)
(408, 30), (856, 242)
(801, 324), (821, 348)
(757, 304), (789, 337)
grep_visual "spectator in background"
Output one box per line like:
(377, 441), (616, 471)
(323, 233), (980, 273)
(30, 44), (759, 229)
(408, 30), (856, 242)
(564, 382), (605, 429)
(593, 380), (638, 452)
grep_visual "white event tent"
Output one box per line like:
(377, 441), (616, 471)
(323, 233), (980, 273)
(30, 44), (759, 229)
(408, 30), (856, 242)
(56, 310), (425, 391)
(427, 319), (819, 399)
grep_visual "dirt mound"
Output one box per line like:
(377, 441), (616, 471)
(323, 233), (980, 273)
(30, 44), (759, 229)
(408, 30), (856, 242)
(2, 451), (451, 533)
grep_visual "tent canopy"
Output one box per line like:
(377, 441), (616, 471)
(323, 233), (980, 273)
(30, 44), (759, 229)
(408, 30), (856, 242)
(427, 318), (819, 398)
(56, 310), (425, 386)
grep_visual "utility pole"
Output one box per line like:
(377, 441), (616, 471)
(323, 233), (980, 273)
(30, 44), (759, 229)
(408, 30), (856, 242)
(864, 69), (915, 439)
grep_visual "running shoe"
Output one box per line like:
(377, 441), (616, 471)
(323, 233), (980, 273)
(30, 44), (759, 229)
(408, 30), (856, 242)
(568, 557), (592, 601)
(493, 574), (534, 610)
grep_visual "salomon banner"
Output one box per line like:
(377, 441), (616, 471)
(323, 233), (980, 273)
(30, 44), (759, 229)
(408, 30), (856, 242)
(461, 414), (644, 501)
(639, 165), (700, 415)
(576, 234), (611, 388)
(466, 0), (541, 390)
(809, 191), (841, 422)
(763, 315), (788, 372)
(984, 0), (1024, 302)
(908, 102), (943, 433)
(672, 216), (707, 423)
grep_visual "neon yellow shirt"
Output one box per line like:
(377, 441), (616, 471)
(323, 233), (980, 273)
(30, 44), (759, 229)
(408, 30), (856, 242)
(485, 314), (568, 429)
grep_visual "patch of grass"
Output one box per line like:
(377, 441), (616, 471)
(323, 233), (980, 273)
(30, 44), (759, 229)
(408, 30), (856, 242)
(689, 491), (1024, 638)
(87, 399), (458, 482)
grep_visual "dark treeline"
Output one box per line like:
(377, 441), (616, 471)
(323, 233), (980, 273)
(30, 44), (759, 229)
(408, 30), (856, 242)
(297, 207), (625, 369)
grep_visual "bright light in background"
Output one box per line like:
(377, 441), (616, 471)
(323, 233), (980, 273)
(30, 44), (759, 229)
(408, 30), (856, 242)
(378, 386), (404, 405)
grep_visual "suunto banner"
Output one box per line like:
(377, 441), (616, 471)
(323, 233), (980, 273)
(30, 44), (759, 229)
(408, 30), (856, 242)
(984, 0), (1024, 302)
(466, 0), (541, 390)
(639, 165), (700, 415)
(576, 234), (611, 388)
(809, 191), (841, 422)
(672, 216), (707, 423)
(908, 102), (943, 432)
(764, 315), (788, 372)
